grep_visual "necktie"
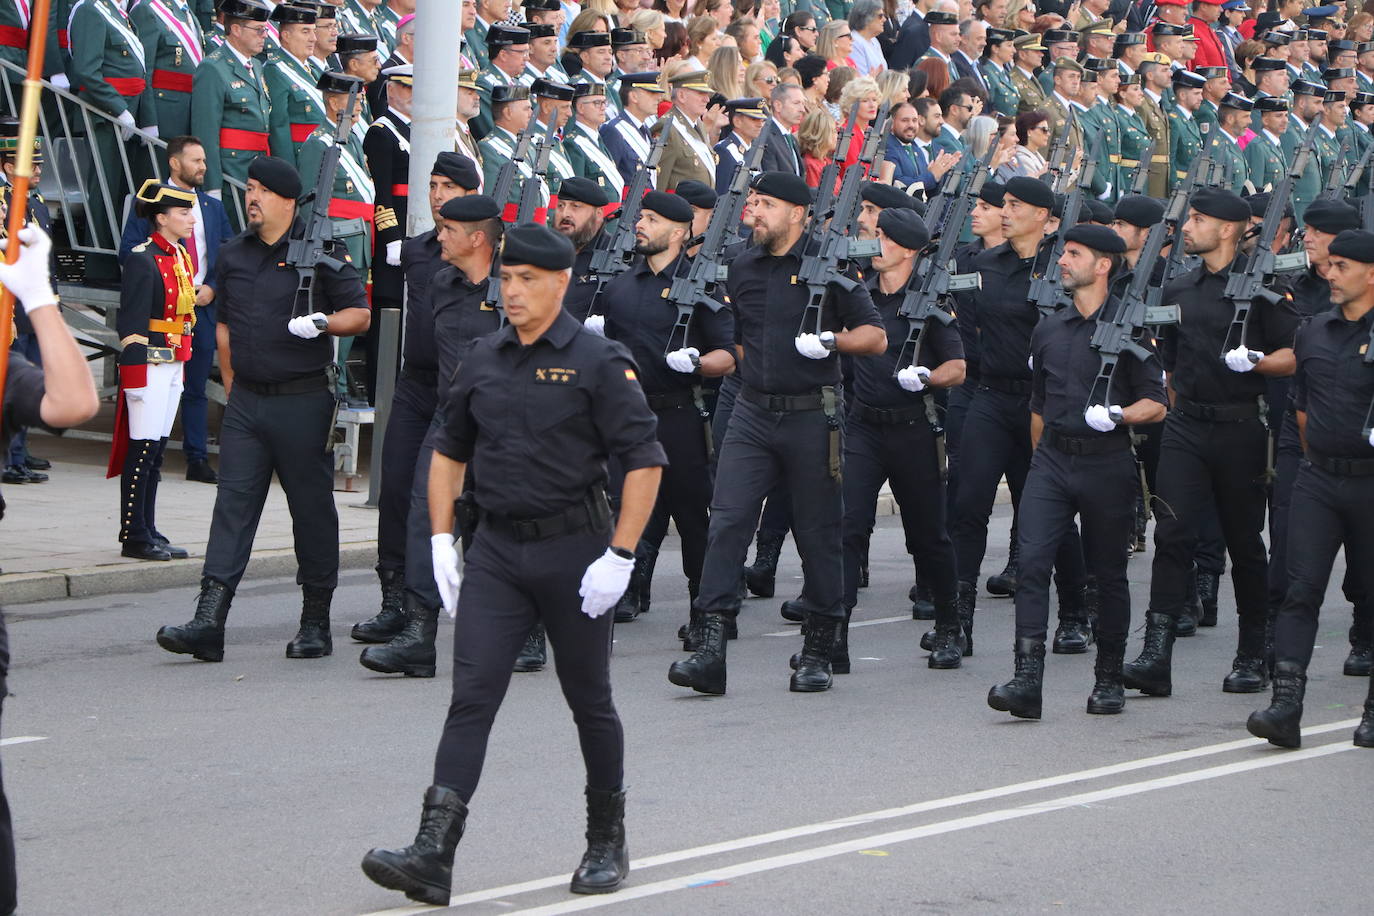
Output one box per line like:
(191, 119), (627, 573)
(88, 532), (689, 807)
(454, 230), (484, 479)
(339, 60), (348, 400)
(640, 124), (651, 143)
(786, 132), (801, 171)
(187, 234), (199, 280)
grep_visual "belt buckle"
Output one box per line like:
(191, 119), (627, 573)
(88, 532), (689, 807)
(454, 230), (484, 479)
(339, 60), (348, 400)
(512, 518), (539, 541)
(146, 347), (177, 363)
(768, 395), (785, 411)
(1333, 457), (1352, 475)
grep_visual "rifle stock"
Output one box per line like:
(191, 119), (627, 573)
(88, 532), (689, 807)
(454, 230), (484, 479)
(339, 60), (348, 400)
(586, 125), (670, 312)
(1028, 129), (1103, 316)
(515, 115), (560, 223)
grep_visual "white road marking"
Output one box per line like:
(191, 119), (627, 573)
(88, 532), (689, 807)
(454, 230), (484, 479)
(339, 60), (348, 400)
(764, 615), (908, 637)
(357, 719), (1359, 916)
(0, 736), (48, 747)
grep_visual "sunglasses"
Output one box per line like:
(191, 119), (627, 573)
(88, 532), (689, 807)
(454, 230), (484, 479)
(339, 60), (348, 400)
(798, 25), (818, 32)
(763, 76), (778, 84)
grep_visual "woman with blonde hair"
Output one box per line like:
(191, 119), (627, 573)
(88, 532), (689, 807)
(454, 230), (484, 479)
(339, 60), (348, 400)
(876, 69), (910, 107)
(836, 73), (881, 173)
(708, 45), (746, 98)
(746, 60), (780, 98)
(630, 9), (668, 53)
(685, 15), (722, 71)
(568, 8), (614, 37)
(1003, 0), (1036, 31)
(798, 106), (839, 191)
(816, 20), (857, 71)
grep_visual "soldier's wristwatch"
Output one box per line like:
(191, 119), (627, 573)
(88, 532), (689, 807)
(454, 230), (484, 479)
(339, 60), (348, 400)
(1108, 406), (1125, 424)
(819, 330), (837, 351)
(312, 315), (329, 332)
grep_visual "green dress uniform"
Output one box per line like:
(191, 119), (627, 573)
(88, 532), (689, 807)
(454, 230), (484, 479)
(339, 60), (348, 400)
(563, 117), (625, 204)
(1011, 65), (1046, 114)
(981, 59), (1020, 118)
(1167, 107), (1202, 190)
(1349, 115), (1373, 194)
(1081, 98), (1120, 201)
(479, 123), (540, 215)
(1212, 129), (1250, 194)
(1114, 103), (1151, 193)
(1138, 94), (1171, 198)
(1358, 70), (1374, 93)
(342, 0), (393, 57)
(266, 51), (328, 167)
(191, 42), (271, 222)
(1, 0), (31, 111)
(1312, 122), (1343, 189)
(1243, 128), (1286, 191)
(474, 66), (518, 140)
(463, 18), (491, 71)
(1283, 116), (1322, 221)
(129, 0), (205, 140)
(1195, 97), (1220, 136)
(918, 48), (959, 86)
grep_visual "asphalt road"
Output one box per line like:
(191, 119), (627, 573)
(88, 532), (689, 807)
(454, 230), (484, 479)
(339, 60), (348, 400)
(3, 506), (1371, 915)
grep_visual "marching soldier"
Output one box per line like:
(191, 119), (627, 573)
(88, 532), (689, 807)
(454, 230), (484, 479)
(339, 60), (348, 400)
(1194, 65), (1229, 136)
(563, 83), (624, 205)
(1249, 56), (1291, 125)
(1043, 58), (1086, 152)
(655, 70), (716, 192)
(464, 0), (509, 71)
(601, 71), (663, 183)
(569, 30), (619, 117)
(478, 83), (534, 213)
(342, 0), (393, 57)
(1287, 79), (1327, 221)
(1081, 59), (1122, 201)
(310, 0), (340, 71)
(1313, 88), (1349, 180)
(266, 1), (325, 168)
(1246, 96), (1289, 192)
(336, 31), (381, 125)
(474, 23), (530, 139)
(110, 180), (200, 562)
(918, 10), (961, 85)
(713, 97), (766, 196)
(369, 10), (413, 119)
(1010, 32), (1047, 115)
(155, 156), (371, 663)
(363, 63), (413, 397)
(551, 176), (610, 321)
(981, 27), (1020, 118)
(130, 0), (206, 142)
(1167, 69), (1205, 191)
(190, 0), (272, 222)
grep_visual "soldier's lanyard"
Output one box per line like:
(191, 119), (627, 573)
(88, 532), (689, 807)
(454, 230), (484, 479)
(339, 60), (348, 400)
(822, 385), (841, 482)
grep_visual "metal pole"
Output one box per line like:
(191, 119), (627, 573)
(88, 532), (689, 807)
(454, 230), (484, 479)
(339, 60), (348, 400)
(365, 308), (402, 508)
(407, 0), (461, 236)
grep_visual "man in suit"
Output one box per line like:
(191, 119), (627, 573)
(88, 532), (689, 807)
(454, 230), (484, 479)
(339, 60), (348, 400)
(888, 0), (934, 70)
(117, 135), (233, 483)
(655, 70), (716, 191)
(953, 18), (988, 94)
(601, 71), (664, 184)
(886, 99), (956, 192)
(761, 82), (806, 177)
(932, 85), (972, 157)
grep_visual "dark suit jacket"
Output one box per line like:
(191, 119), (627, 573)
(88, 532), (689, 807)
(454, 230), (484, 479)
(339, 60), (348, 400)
(118, 188), (233, 291)
(760, 118), (802, 176)
(888, 13), (929, 71)
(953, 51), (986, 91)
(600, 113), (650, 188)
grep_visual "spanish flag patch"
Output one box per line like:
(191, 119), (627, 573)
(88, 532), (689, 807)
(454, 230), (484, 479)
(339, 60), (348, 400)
(624, 368), (637, 381)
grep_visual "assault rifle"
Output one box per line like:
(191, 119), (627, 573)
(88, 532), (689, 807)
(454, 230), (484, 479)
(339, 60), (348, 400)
(1319, 137), (1352, 199)
(813, 102), (861, 220)
(1028, 129), (1102, 316)
(1154, 131), (1223, 295)
(1045, 109), (1075, 191)
(514, 115), (560, 223)
(487, 119), (538, 225)
(587, 124), (669, 310)
(1129, 138), (1156, 195)
(285, 80), (360, 317)
(1336, 141), (1374, 203)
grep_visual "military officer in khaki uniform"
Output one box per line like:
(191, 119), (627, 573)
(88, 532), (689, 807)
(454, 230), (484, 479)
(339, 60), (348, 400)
(1010, 32), (1048, 115)
(655, 69), (716, 192)
(1137, 56), (1172, 199)
(1042, 57), (1086, 152)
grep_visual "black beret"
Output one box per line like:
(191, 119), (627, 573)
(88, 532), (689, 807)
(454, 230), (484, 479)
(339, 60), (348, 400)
(878, 207), (930, 252)
(431, 151), (480, 190)
(1084, 199), (1114, 225)
(861, 181), (918, 211)
(675, 180), (717, 209)
(569, 30), (612, 49)
(336, 32), (378, 55)
(1303, 198), (1361, 233)
(750, 170), (813, 207)
(1114, 195), (1165, 228)
(558, 176), (610, 207)
(247, 155), (302, 199)
(1191, 188), (1250, 222)
(487, 24), (530, 48)
(1004, 176), (1054, 211)
(1245, 192), (1294, 222)
(522, 21), (557, 40)
(979, 181), (1006, 207)
(501, 222), (575, 270)
(439, 194), (500, 222)
(1064, 223), (1126, 254)
(640, 189), (694, 223)
(317, 70), (363, 95)
(1254, 95), (1291, 112)
(1328, 229), (1374, 263)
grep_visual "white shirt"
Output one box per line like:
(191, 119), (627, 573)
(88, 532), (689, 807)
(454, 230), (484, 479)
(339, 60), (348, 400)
(172, 179), (208, 286)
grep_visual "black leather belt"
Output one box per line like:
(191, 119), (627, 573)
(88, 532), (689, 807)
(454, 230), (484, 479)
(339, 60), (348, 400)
(401, 365), (438, 386)
(479, 490), (611, 542)
(852, 399), (929, 425)
(980, 376), (1033, 396)
(235, 373), (329, 396)
(1042, 427), (1132, 455)
(645, 389), (696, 411)
(1308, 451), (1374, 477)
(1173, 397), (1260, 422)
(740, 385), (827, 412)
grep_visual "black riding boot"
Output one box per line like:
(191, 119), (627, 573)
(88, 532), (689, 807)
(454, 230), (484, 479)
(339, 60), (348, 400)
(361, 785), (468, 905)
(1123, 611), (1176, 697)
(1246, 660), (1307, 748)
(1196, 567), (1220, 627)
(986, 532), (1019, 597)
(156, 577), (233, 661)
(570, 787), (629, 894)
(668, 612), (727, 695)
(927, 595), (966, 669)
(1086, 639), (1127, 715)
(286, 585), (334, 658)
(1052, 585), (1095, 654)
(353, 567), (407, 643)
(987, 637), (1045, 719)
(790, 611), (838, 692)
(360, 595), (439, 677)
(119, 439), (171, 560)
(514, 623), (547, 672)
(744, 529), (784, 598)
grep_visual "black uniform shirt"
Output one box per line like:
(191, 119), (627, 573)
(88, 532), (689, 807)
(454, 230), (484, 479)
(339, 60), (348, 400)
(602, 251), (736, 395)
(853, 272), (964, 409)
(1271, 267), (1333, 413)
(215, 218), (370, 384)
(1, 355), (52, 523)
(967, 239), (1053, 382)
(435, 308), (668, 517)
(1158, 255), (1301, 405)
(431, 265), (499, 394)
(725, 237), (884, 396)
(564, 234), (604, 321)
(952, 239), (987, 380)
(1292, 308), (1374, 458)
(400, 229), (443, 373)
(1031, 296), (1169, 436)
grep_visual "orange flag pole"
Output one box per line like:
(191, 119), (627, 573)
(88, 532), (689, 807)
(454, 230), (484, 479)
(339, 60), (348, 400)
(0, 0), (54, 400)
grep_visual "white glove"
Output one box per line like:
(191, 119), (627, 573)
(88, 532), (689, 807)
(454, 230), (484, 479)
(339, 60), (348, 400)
(116, 109), (137, 141)
(794, 333), (831, 359)
(385, 239), (402, 266)
(1369, 429), (1374, 449)
(1084, 404), (1118, 432)
(0, 225), (58, 314)
(1224, 346), (1260, 373)
(206, 189), (223, 201)
(584, 314), (606, 336)
(665, 346), (699, 373)
(431, 533), (462, 618)
(144, 124), (159, 140)
(50, 73), (70, 91)
(578, 548), (635, 618)
(287, 312), (328, 338)
(896, 365), (929, 392)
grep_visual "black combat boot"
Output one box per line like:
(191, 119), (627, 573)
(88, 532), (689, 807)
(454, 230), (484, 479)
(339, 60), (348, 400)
(570, 787), (629, 894)
(744, 529), (784, 598)
(1196, 568), (1220, 627)
(1354, 675), (1374, 748)
(780, 595), (806, 622)
(1086, 640), (1127, 715)
(1223, 618), (1270, 693)
(637, 545), (658, 615)
(514, 623), (547, 672)
(668, 612), (727, 695)
(361, 785), (468, 905)
(831, 607), (851, 675)
(360, 595), (439, 677)
(611, 556), (643, 623)
(1123, 611), (1176, 697)
(987, 637), (1045, 719)
(1174, 570), (1200, 637)
(957, 581), (977, 656)
(790, 611), (838, 692)
(986, 534), (1019, 597)
(352, 567), (407, 643)
(286, 585), (333, 658)
(910, 575), (935, 620)
(927, 595), (966, 669)
(156, 577), (233, 661)
(858, 539), (870, 589)
(1052, 585), (1095, 654)
(1246, 660), (1307, 748)
(1344, 605), (1374, 677)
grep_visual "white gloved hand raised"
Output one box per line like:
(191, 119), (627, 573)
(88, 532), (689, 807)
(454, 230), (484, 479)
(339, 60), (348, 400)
(430, 533), (462, 618)
(286, 312), (328, 338)
(1224, 346), (1261, 372)
(584, 314), (606, 336)
(896, 365), (929, 392)
(385, 239), (402, 266)
(1084, 404), (1118, 432)
(794, 333), (831, 359)
(665, 346), (699, 373)
(0, 225), (58, 314)
(579, 548), (636, 618)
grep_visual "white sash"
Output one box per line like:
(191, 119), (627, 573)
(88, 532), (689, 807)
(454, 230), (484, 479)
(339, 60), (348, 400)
(337, 142), (374, 203)
(571, 125), (623, 190)
(672, 114), (714, 175)
(273, 55), (325, 115)
(148, 0), (204, 65)
(378, 114), (410, 153)
(14, 0), (29, 29)
(92, 0), (146, 71)
(613, 117), (650, 161)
